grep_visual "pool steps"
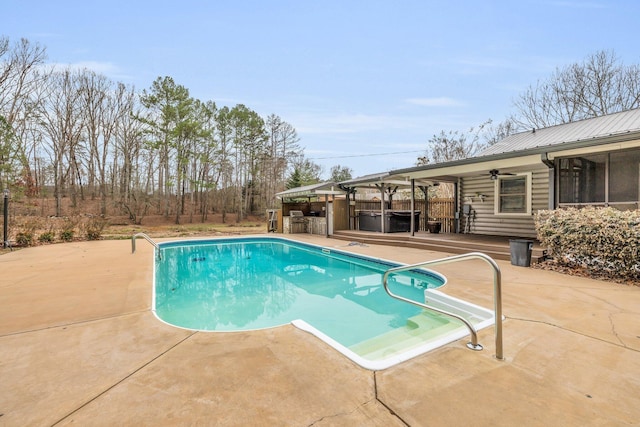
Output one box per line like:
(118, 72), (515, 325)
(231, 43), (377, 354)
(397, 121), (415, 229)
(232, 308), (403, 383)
(383, 252), (504, 360)
(350, 290), (493, 360)
(349, 314), (461, 359)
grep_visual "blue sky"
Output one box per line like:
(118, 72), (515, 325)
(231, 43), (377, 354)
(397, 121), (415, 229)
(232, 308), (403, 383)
(4, 0), (639, 178)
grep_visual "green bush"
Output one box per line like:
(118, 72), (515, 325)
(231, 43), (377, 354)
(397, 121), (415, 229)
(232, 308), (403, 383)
(38, 231), (56, 243)
(59, 217), (78, 242)
(59, 229), (75, 242)
(535, 207), (640, 279)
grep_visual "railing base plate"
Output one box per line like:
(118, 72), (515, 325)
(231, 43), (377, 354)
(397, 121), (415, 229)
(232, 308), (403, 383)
(466, 342), (483, 351)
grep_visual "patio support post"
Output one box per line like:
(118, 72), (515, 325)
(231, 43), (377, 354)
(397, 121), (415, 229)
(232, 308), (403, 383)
(375, 183), (386, 233)
(410, 179), (415, 236)
(455, 179), (460, 233)
(3, 188), (8, 249)
(380, 184), (385, 233)
(325, 197), (329, 237)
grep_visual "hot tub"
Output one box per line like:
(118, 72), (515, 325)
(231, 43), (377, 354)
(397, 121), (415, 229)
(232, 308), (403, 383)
(358, 210), (420, 233)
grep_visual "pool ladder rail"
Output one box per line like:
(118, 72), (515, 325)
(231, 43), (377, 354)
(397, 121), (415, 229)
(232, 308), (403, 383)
(382, 252), (504, 361)
(131, 232), (161, 260)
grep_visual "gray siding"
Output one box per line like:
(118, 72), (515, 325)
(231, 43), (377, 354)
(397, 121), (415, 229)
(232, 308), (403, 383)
(459, 167), (549, 238)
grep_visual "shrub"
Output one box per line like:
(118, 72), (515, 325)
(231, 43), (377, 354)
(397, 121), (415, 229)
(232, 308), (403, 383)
(535, 207), (640, 279)
(59, 229), (74, 242)
(38, 231), (55, 243)
(83, 217), (108, 240)
(59, 217), (79, 242)
(16, 232), (34, 247)
(12, 217), (40, 247)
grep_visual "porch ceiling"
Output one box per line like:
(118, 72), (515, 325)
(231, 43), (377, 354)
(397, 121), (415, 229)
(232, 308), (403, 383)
(338, 173), (436, 189)
(387, 154), (545, 181)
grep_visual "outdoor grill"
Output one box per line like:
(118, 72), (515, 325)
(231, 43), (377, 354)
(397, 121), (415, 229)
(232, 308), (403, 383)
(289, 210), (307, 233)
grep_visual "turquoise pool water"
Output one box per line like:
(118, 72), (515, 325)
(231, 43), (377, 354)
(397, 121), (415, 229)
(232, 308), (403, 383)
(153, 237), (494, 369)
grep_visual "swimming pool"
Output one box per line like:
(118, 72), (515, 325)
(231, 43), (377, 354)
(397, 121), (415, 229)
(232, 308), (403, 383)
(153, 236), (495, 370)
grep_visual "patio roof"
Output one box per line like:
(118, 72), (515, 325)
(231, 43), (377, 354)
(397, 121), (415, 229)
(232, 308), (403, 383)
(275, 181), (346, 200)
(338, 172), (435, 189)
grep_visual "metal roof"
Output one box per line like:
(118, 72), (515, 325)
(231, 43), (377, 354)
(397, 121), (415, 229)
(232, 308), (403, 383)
(384, 108), (640, 181)
(275, 181), (346, 199)
(338, 171), (436, 188)
(481, 108), (640, 156)
(338, 172), (391, 187)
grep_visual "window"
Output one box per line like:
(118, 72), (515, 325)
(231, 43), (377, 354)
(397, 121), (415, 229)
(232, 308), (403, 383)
(494, 173), (531, 215)
(557, 155), (606, 204)
(555, 148), (640, 208)
(609, 150), (640, 203)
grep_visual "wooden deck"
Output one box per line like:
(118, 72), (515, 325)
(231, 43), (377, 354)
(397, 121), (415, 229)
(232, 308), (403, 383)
(331, 230), (546, 263)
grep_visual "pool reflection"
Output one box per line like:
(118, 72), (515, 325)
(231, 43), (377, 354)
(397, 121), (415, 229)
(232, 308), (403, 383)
(154, 239), (444, 344)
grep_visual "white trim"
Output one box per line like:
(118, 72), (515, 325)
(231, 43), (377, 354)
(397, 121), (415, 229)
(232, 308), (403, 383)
(493, 172), (532, 216)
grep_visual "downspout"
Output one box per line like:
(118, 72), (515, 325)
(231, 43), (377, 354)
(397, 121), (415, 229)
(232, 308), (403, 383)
(541, 153), (555, 210)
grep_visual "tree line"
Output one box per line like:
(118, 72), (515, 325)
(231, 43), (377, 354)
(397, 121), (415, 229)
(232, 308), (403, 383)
(3, 38), (637, 224)
(0, 37), (336, 223)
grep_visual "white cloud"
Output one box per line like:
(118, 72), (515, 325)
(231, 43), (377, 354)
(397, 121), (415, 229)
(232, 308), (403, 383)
(48, 60), (133, 81)
(291, 112), (419, 135)
(404, 97), (465, 107)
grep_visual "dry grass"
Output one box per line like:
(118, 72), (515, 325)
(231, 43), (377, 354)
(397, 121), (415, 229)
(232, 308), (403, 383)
(1, 212), (266, 255)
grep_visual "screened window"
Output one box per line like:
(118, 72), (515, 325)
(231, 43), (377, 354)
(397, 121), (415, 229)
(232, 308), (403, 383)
(557, 155), (606, 204)
(609, 150), (640, 203)
(556, 148), (640, 208)
(494, 173), (531, 215)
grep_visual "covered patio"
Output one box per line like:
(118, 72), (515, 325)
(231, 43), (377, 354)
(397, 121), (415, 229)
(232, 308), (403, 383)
(338, 172), (455, 235)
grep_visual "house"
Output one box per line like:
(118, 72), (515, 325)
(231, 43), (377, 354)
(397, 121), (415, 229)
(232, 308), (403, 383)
(278, 109), (640, 240)
(383, 108), (640, 238)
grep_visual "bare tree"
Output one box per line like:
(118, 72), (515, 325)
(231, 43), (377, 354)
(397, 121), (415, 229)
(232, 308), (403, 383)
(78, 69), (110, 211)
(37, 68), (84, 216)
(513, 50), (640, 129)
(264, 114), (300, 208)
(0, 37), (48, 191)
(114, 83), (150, 223)
(2, 37), (309, 222)
(417, 121), (490, 165)
(480, 118), (519, 146)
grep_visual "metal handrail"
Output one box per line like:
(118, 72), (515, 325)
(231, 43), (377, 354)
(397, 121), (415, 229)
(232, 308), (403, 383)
(131, 232), (161, 259)
(382, 252), (503, 360)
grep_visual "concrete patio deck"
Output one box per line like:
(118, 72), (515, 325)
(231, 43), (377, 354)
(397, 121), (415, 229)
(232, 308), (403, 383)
(1, 235), (639, 426)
